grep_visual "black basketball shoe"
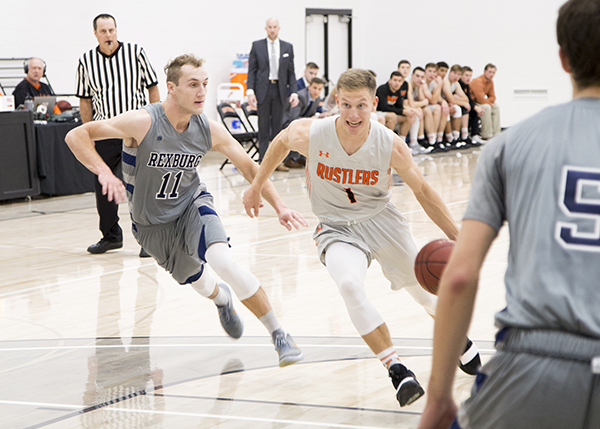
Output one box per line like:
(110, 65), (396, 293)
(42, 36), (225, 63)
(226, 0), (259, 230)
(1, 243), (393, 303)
(388, 363), (425, 407)
(459, 338), (481, 375)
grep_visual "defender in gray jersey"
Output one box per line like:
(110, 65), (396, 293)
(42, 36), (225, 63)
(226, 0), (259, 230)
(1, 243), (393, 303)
(244, 68), (481, 408)
(419, 1), (600, 428)
(66, 54), (308, 368)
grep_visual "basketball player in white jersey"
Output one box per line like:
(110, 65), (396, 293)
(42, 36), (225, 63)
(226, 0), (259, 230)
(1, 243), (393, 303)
(66, 54), (308, 367)
(243, 68), (481, 407)
(419, 0), (600, 427)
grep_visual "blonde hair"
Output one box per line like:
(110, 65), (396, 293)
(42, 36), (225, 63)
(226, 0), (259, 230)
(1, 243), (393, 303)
(336, 69), (376, 97)
(164, 54), (205, 85)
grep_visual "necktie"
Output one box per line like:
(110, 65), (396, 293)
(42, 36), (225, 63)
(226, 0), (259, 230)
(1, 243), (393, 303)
(270, 41), (278, 78)
(302, 100), (313, 117)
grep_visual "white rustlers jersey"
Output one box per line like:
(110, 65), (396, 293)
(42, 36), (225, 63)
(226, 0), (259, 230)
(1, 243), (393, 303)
(306, 116), (393, 224)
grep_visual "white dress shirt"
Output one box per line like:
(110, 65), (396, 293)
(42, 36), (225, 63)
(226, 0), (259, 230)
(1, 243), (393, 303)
(268, 37), (280, 80)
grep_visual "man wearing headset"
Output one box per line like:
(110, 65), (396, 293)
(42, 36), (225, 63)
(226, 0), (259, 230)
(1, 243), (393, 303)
(12, 57), (54, 107)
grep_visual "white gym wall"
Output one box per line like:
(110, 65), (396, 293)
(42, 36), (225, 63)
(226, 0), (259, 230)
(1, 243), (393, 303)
(1, 0), (568, 126)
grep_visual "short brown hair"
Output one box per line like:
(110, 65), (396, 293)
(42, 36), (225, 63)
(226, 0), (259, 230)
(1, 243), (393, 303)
(557, 0), (600, 88)
(450, 64), (463, 73)
(397, 59), (410, 68)
(306, 62), (319, 70)
(164, 54), (205, 85)
(336, 69), (376, 97)
(462, 66), (473, 73)
(484, 63), (496, 71)
(425, 63), (438, 70)
(310, 77), (325, 86)
(93, 14), (116, 30)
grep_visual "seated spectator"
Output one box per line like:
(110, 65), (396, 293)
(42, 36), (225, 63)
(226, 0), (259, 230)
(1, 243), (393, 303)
(422, 63), (449, 151)
(12, 57), (54, 108)
(407, 66), (438, 148)
(459, 66), (485, 144)
(295, 77), (325, 119)
(441, 64), (472, 146)
(398, 60), (430, 154)
(436, 61), (449, 80)
(284, 77), (325, 168)
(470, 63), (501, 139)
(376, 71), (415, 142)
(297, 62), (319, 91)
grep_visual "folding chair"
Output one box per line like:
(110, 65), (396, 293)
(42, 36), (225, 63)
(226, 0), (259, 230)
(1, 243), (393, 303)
(241, 101), (259, 132)
(216, 102), (259, 170)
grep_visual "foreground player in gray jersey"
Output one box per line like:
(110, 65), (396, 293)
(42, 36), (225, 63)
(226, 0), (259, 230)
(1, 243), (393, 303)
(66, 54), (307, 367)
(419, 1), (600, 427)
(243, 68), (481, 407)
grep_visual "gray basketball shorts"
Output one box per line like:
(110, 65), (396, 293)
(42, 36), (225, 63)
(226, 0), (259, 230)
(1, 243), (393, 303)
(132, 192), (228, 284)
(455, 328), (600, 429)
(313, 202), (419, 290)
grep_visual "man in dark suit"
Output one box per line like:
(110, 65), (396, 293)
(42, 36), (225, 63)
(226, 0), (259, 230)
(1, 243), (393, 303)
(247, 18), (299, 170)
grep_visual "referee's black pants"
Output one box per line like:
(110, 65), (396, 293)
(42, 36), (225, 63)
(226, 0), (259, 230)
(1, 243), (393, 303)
(94, 139), (123, 242)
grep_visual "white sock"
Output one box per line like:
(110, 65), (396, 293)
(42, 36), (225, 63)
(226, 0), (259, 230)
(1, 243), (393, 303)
(377, 346), (401, 369)
(410, 118), (419, 144)
(259, 309), (282, 335)
(428, 134), (436, 144)
(452, 130), (459, 141)
(461, 127), (469, 140)
(446, 132), (453, 142)
(212, 282), (231, 306)
(437, 132), (443, 143)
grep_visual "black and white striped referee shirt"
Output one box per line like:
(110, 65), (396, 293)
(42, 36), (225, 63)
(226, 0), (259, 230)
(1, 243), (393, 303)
(76, 42), (158, 120)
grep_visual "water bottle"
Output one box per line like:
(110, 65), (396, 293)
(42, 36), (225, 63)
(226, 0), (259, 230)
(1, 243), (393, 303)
(24, 97), (34, 111)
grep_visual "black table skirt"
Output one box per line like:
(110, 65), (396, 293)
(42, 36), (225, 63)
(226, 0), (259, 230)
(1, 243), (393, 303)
(35, 122), (95, 196)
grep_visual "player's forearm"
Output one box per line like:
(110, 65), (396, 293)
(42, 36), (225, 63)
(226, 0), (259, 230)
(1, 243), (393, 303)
(428, 220), (494, 400)
(428, 266), (478, 399)
(415, 189), (459, 241)
(65, 126), (111, 176)
(259, 180), (290, 215)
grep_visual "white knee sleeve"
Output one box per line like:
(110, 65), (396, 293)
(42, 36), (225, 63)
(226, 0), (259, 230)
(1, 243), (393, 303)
(205, 242), (260, 301)
(325, 242), (385, 335)
(404, 284), (437, 316)
(451, 106), (462, 119)
(190, 267), (216, 298)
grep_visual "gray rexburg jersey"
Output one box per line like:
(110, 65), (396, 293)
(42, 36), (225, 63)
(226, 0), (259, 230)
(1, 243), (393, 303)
(122, 103), (211, 225)
(464, 98), (600, 338)
(307, 117), (393, 224)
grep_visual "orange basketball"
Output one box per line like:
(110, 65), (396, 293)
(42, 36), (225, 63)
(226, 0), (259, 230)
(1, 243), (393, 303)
(414, 239), (455, 295)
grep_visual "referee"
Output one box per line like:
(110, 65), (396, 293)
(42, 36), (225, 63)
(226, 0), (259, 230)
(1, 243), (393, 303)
(76, 13), (159, 256)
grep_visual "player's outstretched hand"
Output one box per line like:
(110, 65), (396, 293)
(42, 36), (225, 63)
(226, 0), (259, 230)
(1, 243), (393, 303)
(98, 170), (126, 204)
(242, 186), (264, 218)
(417, 396), (457, 429)
(278, 208), (308, 231)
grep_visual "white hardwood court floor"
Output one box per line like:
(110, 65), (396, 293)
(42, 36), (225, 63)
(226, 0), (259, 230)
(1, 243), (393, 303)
(0, 147), (508, 428)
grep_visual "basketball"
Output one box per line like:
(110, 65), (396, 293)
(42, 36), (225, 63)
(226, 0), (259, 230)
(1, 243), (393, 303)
(414, 239), (455, 295)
